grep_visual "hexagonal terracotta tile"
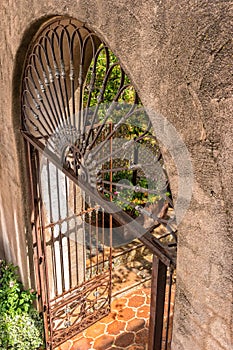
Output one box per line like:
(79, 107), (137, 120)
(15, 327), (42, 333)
(111, 298), (128, 311)
(93, 334), (114, 350)
(135, 328), (149, 345)
(128, 295), (145, 308)
(107, 320), (126, 335)
(136, 305), (150, 318)
(99, 311), (117, 325)
(84, 321), (106, 338)
(114, 332), (135, 347)
(53, 286), (157, 350)
(116, 307), (135, 321)
(72, 337), (93, 350)
(126, 318), (145, 332)
(57, 340), (73, 350)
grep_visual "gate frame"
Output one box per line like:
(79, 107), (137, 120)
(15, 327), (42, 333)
(23, 131), (176, 350)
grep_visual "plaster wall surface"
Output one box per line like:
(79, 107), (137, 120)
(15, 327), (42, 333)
(0, 1), (232, 349)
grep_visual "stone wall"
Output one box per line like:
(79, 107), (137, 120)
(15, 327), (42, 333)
(0, 1), (232, 349)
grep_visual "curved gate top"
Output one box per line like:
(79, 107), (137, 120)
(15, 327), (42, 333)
(21, 16), (176, 349)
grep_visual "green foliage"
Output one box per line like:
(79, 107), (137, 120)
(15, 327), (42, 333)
(0, 310), (44, 350)
(83, 44), (135, 112)
(82, 44), (169, 216)
(104, 168), (158, 216)
(0, 261), (36, 315)
(0, 260), (44, 350)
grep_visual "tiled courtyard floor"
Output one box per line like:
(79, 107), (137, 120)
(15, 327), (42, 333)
(56, 287), (151, 350)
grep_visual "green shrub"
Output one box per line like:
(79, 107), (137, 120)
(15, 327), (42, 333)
(0, 260), (44, 350)
(0, 309), (44, 350)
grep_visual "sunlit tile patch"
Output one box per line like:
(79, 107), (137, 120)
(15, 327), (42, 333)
(56, 287), (151, 350)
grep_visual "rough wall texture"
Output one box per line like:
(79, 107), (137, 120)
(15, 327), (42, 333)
(0, 1), (232, 349)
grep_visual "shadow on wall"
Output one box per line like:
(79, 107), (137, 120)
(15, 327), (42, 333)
(0, 193), (29, 285)
(8, 16), (57, 287)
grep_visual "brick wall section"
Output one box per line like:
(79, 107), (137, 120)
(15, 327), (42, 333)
(0, 1), (232, 349)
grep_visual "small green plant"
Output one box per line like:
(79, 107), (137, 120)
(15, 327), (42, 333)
(83, 44), (135, 109)
(0, 260), (44, 350)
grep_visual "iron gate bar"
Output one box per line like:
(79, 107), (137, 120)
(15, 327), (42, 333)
(85, 98), (138, 153)
(101, 179), (165, 195)
(148, 256), (167, 350)
(46, 158), (59, 297)
(22, 131), (176, 268)
(73, 182), (79, 285)
(39, 205), (99, 230)
(29, 146), (52, 343)
(64, 175), (72, 289)
(27, 142), (41, 299)
(164, 267), (174, 349)
(55, 165), (65, 293)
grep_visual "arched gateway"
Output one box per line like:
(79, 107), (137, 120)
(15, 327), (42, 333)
(21, 16), (176, 349)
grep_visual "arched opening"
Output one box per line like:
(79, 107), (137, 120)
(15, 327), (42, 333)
(21, 16), (177, 350)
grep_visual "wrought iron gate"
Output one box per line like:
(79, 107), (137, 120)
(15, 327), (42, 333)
(27, 143), (113, 347)
(21, 16), (177, 349)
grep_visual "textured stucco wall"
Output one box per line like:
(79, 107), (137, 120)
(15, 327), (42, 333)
(0, 1), (232, 349)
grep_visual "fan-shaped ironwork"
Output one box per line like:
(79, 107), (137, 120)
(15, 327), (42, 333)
(22, 17), (176, 248)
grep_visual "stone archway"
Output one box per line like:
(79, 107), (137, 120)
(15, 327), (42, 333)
(20, 16), (177, 349)
(1, 2), (232, 350)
